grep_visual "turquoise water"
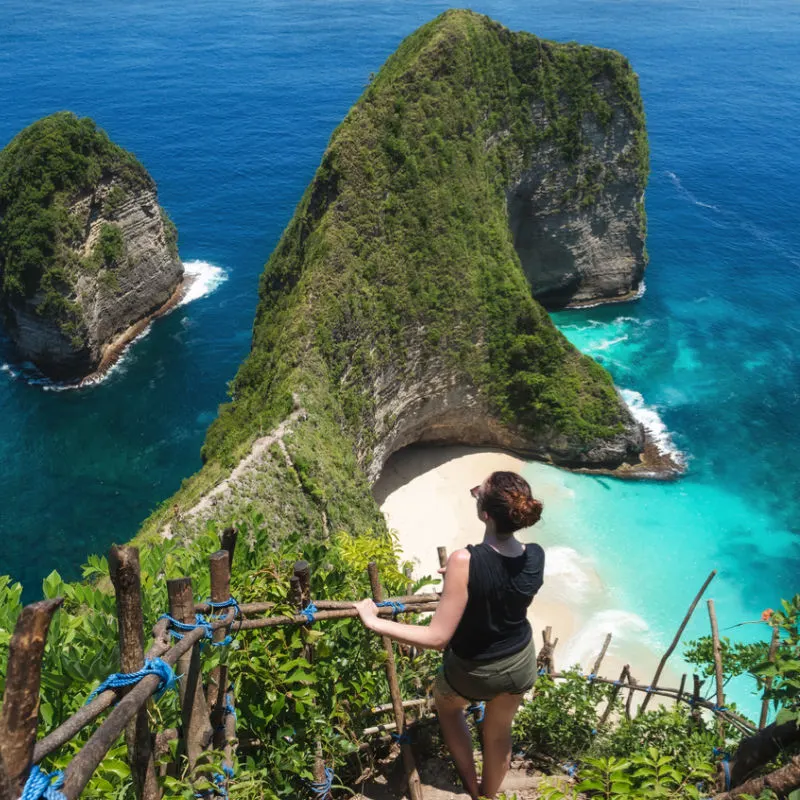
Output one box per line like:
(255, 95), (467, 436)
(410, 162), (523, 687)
(1, 0), (798, 712)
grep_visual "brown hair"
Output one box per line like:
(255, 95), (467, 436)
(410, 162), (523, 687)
(479, 471), (542, 535)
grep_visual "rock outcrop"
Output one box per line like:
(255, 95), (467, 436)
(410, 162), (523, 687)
(508, 95), (648, 308)
(137, 10), (668, 548)
(0, 112), (183, 381)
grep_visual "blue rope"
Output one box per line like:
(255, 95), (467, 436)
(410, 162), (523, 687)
(586, 673), (596, 683)
(466, 702), (485, 723)
(537, 667), (547, 676)
(86, 657), (179, 704)
(713, 748), (732, 790)
(392, 731), (412, 745)
(644, 686), (654, 694)
(376, 600), (406, 617)
(20, 767), (66, 800)
(310, 766), (334, 798)
(561, 762), (578, 778)
(206, 597), (241, 638)
(713, 704), (728, 712)
(300, 602), (318, 625)
(224, 691), (237, 721)
(159, 613), (233, 647)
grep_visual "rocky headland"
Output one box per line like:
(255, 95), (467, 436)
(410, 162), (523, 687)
(135, 10), (675, 551)
(0, 112), (184, 382)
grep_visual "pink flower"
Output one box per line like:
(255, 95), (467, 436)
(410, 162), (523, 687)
(761, 608), (774, 622)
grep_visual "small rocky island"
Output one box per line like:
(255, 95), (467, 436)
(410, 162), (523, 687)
(0, 112), (184, 381)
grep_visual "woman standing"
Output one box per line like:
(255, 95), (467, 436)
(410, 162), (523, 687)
(355, 470), (545, 800)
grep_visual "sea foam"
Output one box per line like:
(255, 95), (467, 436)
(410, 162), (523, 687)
(179, 260), (228, 306)
(621, 388), (685, 465)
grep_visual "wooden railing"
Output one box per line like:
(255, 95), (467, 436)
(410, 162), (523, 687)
(0, 536), (789, 800)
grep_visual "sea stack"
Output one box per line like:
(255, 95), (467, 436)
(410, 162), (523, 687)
(149, 9), (668, 546)
(0, 112), (184, 381)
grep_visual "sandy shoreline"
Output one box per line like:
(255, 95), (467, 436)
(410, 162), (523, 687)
(374, 445), (680, 697)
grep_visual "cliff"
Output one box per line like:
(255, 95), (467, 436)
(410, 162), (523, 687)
(0, 112), (183, 381)
(137, 10), (662, 548)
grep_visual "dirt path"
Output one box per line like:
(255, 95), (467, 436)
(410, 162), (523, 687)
(351, 756), (563, 800)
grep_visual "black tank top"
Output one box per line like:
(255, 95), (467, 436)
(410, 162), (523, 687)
(448, 542), (545, 661)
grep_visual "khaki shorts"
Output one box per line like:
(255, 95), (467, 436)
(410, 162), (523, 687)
(434, 640), (537, 702)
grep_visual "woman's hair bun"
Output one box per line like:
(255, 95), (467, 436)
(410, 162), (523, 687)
(482, 471), (543, 533)
(509, 494), (543, 527)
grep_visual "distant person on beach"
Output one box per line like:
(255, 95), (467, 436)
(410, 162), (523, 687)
(356, 470), (545, 800)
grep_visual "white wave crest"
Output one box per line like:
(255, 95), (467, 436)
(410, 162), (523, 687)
(560, 609), (649, 669)
(665, 170), (720, 212)
(621, 388), (685, 465)
(544, 546), (602, 603)
(179, 260), (228, 306)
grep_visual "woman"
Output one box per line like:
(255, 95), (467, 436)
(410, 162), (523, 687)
(355, 470), (545, 800)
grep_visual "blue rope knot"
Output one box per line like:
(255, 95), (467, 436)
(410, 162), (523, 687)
(300, 602), (318, 625)
(537, 667), (546, 676)
(159, 613), (233, 647)
(392, 731), (412, 745)
(644, 686), (654, 694)
(206, 597), (241, 639)
(21, 766), (66, 800)
(561, 762), (578, 778)
(310, 766), (335, 798)
(376, 600), (406, 618)
(613, 679), (623, 686)
(466, 702), (486, 723)
(713, 704), (728, 712)
(85, 657), (179, 704)
(586, 673), (596, 683)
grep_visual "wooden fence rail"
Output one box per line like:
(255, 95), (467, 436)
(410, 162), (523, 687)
(0, 537), (787, 800)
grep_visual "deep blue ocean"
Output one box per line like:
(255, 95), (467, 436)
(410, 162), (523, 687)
(1, 0), (798, 712)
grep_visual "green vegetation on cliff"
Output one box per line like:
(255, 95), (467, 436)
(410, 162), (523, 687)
(137, 8), (648, 548)
(214, 11), (646, 455)
(0, 112), (151, 329)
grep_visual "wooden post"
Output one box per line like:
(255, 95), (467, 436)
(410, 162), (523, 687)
(537, 627), (558, 675)
(167, 578), (213, 768)
(676, 674), (687, 706)
(109, 546), (159, 800)
(0, 598), (62, 795)
(639, 570), (717, 714)
(368, 562), (423, 800)
(220, 526), (237, 566)
(759, 626), (780, 729)
(0, 751), (13, 800)
(707, 599), (726, 740)
(590, 633), (612, 678)
(625, 673), (638, 720)
(599, 664), (629, 727)
(437, 547), (447, 570)
(691, 674), (703, 724)
(293, 561), (326, 788)
(208, 550), (231, 750)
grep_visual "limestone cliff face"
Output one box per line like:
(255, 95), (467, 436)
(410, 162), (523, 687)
(507, 87), (648, 308)
(0, 113), (183, 381)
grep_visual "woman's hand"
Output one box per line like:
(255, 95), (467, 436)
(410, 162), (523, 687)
(354, 599), (380, 630)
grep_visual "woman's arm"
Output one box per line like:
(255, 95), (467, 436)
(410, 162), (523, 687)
(354, 549), (470, 650)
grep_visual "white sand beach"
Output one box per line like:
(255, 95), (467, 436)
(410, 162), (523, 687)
(373, 445), (679, 693)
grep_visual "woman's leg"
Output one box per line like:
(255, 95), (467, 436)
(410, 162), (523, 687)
(479, 692), (524, 799)
(433, 686), (481, 800)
